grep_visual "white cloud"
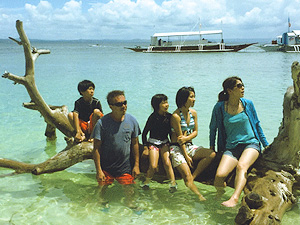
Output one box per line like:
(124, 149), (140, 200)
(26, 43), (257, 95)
(0, 0), (300, 40)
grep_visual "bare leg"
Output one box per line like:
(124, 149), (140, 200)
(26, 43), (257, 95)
(176, 163), (206, 201)
(214, 155), (238, 198)
(222, 148), (259, 207)
(160, 145), (176, 186)
(96, 185), (109, 205)
(123, 184), (136, 208)
(144, 147), (159, 185)
(192, 147), (216, 180)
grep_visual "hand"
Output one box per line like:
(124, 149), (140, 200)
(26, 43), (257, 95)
(141, 146), (149, 159)
(177, 135), (187, 145)
(185, 155), (193, 168)
(75, 131), (85, 142)
(132, 165), (140, 178)
(96, 171), (106, 183)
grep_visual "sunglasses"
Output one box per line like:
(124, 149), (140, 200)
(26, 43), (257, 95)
(235, 83), (244, 88)
(111, 100), (127, 107)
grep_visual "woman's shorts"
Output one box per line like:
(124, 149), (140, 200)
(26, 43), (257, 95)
(169, 143), (203, 168)
(223, 143), (261, 160)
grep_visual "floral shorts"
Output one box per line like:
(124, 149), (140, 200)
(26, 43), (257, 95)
(169, 143), (203, 168)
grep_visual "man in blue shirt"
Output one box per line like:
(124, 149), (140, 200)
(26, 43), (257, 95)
(92, 90), (140, 208)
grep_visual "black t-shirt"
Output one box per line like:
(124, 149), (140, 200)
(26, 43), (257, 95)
(142, 112), (172, 145)
(73, 97), (103, 122)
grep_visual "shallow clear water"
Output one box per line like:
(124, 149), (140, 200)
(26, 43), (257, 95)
(0, 39), (300, 224)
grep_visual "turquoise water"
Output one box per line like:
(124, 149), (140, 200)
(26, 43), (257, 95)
(0, 39), (300, 224)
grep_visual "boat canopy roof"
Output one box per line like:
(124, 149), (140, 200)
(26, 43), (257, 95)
(292, 30), (300, 36)
(152, 30), (222, 37)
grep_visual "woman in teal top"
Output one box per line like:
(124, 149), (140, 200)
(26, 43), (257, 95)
(209, 76), (269, 207)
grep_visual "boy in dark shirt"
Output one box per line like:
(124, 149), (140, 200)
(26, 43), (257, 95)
(68, 80), (103, 142)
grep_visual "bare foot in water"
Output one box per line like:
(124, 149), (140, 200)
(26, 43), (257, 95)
(199, 194), (206, 201)
(221, 198), (238, 207)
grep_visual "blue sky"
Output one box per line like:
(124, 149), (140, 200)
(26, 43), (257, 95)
(0, 0), (299, 40)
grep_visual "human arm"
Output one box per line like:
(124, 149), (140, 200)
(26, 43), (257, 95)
(93, 139), (105, 182)
(141, 115), (152, 158)
(177, 109), (198, 145)
(131, 137), (140, 178)
(247, 100), (269, 147)
(171, 113), (193, 167)
(209, 103), (220, 151)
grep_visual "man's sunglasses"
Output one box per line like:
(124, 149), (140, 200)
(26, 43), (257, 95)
(111, 100), (127, 107)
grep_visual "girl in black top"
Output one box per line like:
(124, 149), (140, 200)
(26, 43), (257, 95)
(141, 94), (177, 193)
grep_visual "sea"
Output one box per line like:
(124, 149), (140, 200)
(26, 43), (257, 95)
(0, 38), (300, 224)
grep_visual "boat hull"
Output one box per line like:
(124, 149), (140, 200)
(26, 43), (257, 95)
(125, 43), (256, 53)
(259, 44), (300, 53)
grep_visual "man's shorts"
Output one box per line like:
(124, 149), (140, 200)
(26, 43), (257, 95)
(97, 171), (135, 186)
(223, 143), (261, 160)
(169, 143), (203, 168)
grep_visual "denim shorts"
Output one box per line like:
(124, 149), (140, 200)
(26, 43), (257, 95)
(223, 143), (261, 160)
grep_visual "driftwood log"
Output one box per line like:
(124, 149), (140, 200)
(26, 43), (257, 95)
(1, 20), (300, 224)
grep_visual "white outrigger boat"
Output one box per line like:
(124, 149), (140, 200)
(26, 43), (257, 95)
(125, 30), (255, 53)
(259, 30), (300, 52)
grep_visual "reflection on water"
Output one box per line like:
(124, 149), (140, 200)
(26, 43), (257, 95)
(0, 164), (239, 224)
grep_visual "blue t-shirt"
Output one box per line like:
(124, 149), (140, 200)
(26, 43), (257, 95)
(92, 113), (141, 177)
(224, 111), (259, 149)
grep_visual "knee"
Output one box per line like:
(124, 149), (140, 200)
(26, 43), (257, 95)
(215, 171), (227, 181)
(149, 163), (158, 171)
(184, 174), (194, 187)
(209, 151), (216, 160)
(236, 162), (248, 173)
(94, 109), (103, 119)
(68, 112), (73, 120)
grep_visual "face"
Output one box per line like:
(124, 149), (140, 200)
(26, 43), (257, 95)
(81, 86), (94, 100)
(185, 91), (195, 108)
(158, 100), (169, 114)
(110, 95), (127, 115)
(230, 80), (244, 98)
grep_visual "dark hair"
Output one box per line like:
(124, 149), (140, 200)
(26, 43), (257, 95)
(107, 90), (125, 105)
(151, 94), (168, 112)
(176, 87), (195, 108)
(218, 76), (242, 101)
(78, 80), (95, 95)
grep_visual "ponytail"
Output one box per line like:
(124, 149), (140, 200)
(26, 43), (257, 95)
(218, 76), (242, 102)
(218, 90), (228, 102)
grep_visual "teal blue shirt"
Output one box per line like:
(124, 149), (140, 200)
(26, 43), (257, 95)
(209, 98), (269, 152)
(224, 111), (259, 149)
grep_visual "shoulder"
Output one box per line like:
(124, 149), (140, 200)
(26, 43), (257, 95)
(212, 101), (223, 111)
(92, 97), (101, 103)
(171, 111), (181, 122)
(189, 108), (197, 116)
(75, 97), (84, 103)
(241, 98), (254, 107)
(166, 112), (172, 119)
(125, 113), (139, 123)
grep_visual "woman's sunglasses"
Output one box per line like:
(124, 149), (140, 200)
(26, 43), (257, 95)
(235, 83), (244, 89)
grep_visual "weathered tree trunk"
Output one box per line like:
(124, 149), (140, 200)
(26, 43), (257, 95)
(234, 61), (300, 225)
(1, 20), (300, 224)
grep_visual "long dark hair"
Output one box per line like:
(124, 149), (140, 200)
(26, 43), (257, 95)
(218, 76), (242, 102)
(151, 94), (168, 112)
(176, 87), (195, 108)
